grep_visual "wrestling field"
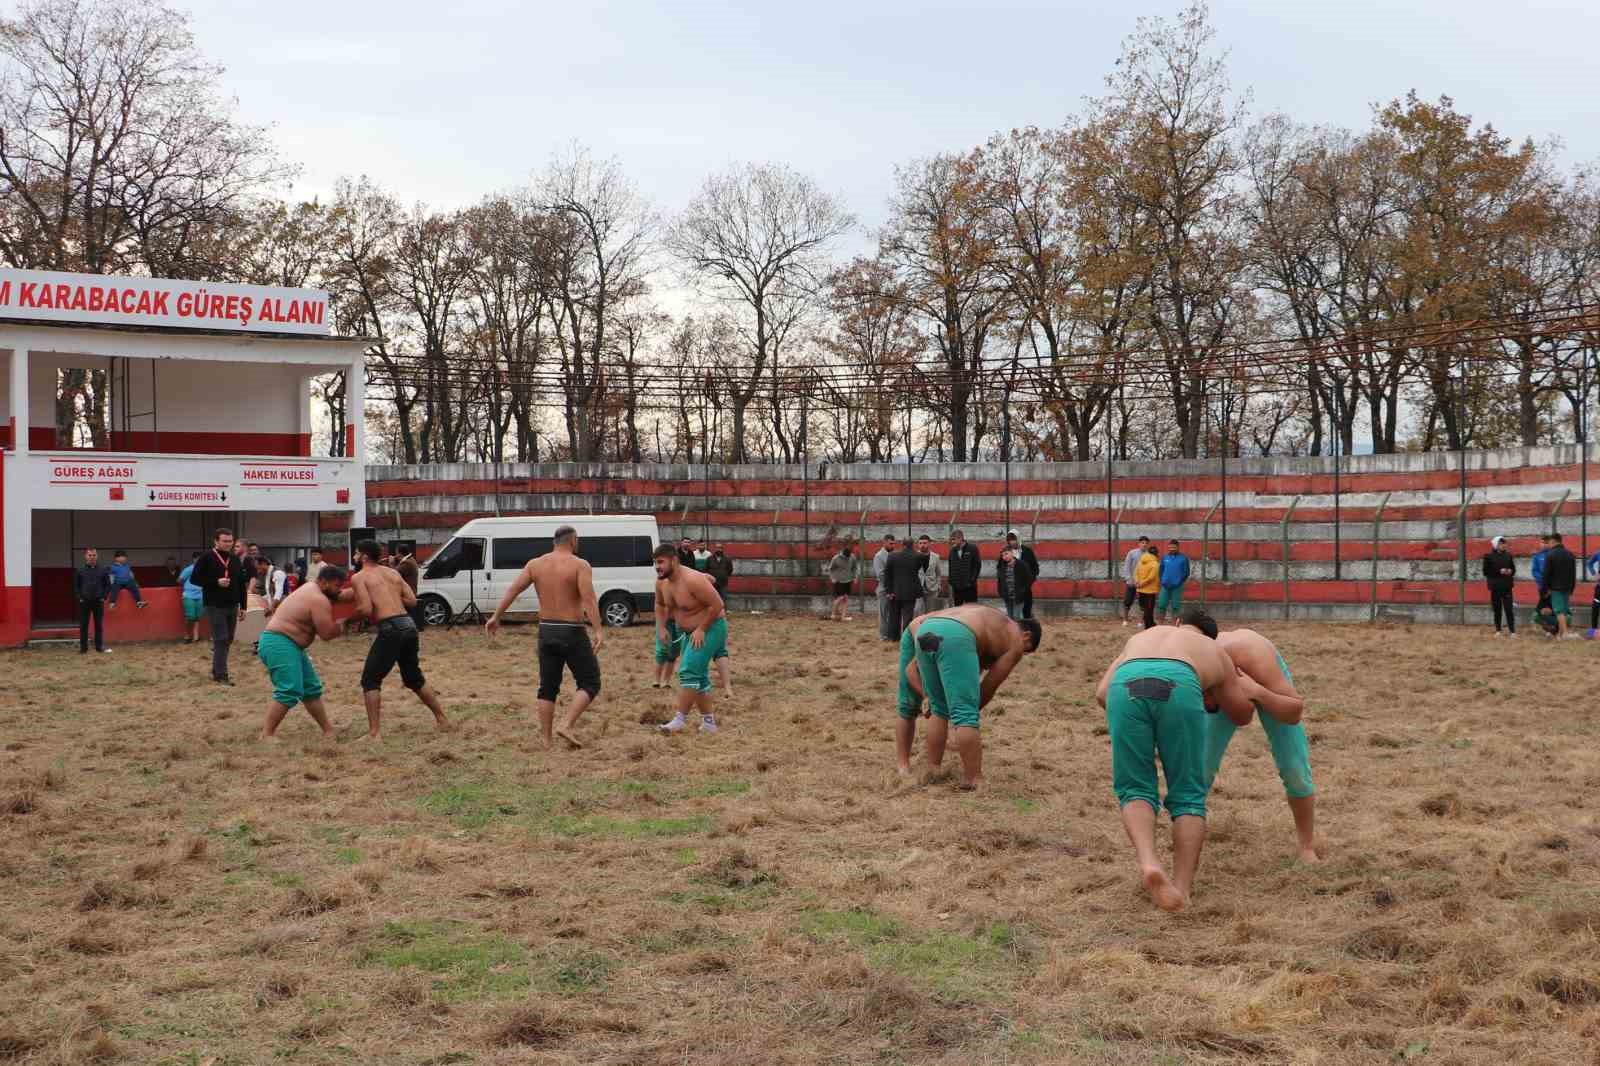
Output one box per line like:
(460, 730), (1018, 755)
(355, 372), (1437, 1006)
(2, 613), (1599, 1065)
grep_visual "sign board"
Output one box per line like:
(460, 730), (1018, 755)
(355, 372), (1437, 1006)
(0, 268), (330, 336)
(17, 454), (357, 512)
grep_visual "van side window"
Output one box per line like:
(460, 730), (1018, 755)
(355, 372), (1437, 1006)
(424, 537), (484, 579)
(493, 537), (552, 570)
(578, 536), (655, 567)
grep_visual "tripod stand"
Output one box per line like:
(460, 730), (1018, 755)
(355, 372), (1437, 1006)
(449, 568), (485, 629)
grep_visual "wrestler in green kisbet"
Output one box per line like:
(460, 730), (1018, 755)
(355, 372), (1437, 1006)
(894, 604), (1041, 790)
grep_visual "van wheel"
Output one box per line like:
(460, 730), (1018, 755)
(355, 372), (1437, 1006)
(417, 595), (451, 628)
(600, 593), (635, 628)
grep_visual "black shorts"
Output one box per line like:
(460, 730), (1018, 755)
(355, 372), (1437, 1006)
(831, 582), (852, 597)
(537, 621), (601, 701)
(361, 615), (425, 692)
(1122, 584), (1138, 608)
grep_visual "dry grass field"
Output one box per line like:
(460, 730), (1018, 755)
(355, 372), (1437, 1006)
(4, 611), (1600, 1066)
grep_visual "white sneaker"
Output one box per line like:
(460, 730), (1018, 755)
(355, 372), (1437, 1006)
(1121, 618), (1129, 627)
(1507, 631), (1518, 639)
(659, 712), (686, 734)
(699, 716), (718, 734)
(99, 648), (113, 654)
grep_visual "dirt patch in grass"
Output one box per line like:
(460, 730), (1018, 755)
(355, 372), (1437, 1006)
(6, 615), (1600, 1062)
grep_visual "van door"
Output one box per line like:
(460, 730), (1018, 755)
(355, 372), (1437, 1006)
(488, 535), (551, 614)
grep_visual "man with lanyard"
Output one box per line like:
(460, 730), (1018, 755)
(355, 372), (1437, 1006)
(191, 528), (249, 685)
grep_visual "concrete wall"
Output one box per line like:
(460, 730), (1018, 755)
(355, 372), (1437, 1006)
(348, 445), (1600, 625)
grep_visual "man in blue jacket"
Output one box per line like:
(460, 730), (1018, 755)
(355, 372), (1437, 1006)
(1157, 539), (1192, 625)
(1584, 543), (1600, 635)
(1531, 534), (1550, 596)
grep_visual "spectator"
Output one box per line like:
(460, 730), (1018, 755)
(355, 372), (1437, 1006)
(1543, 532), (1578, 638)
(1134, 544), (1161, 629)
(825, 543), (857, 622)
(1157, 539), (1192, 624)
(705, 544), (734, 599)
(883, 537), (927, 639)
(177, 552), (204, 644)
(1004, 531), (1040, 619)
(947, 528), (981, 606)
(1120, 535), (1150, 626)
(74, 547), (113, 655)
(1531, 591), (1560, 637)
(1586, 543), (1600, 635)
(254, 556), (287, 616)
(105, 549), (147, 610)
(872, 533), (897, 640)
(998, 543), (1036, 621)
(162, 556), (181, 587)
(676, 538), (698, 571)
(1531, 534), (1551, 596)
(915, 534), (944, 615)
(394, 547), (421, 624)
(192, 527), (249, 685)
(694, 541), (712, 571)
(1482, 535), (1517, 637)
(306, 548), (325, 584)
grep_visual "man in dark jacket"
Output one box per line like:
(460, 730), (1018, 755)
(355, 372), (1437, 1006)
(676, 538), (698, 572)
(947, 529), (981, 606)
(1003, 531), (1040, 618)
(998, 545), (1036, 620)
(883, 537), (928, 639)
(190, 527), (249, 684)
(1481, 535), (1517, 637)
(1543, 532), (1578, 638)
(705, 544), (734, 599)
(75, 547), (113, 654)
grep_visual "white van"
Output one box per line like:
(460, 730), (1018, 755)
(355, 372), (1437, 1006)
(415, 514), (661, 628)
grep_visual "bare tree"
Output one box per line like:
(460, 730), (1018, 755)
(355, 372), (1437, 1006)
(668, 161), (853, 463)
(0, 0), (283, 275)
(538, 146), (654, 462)
(877, 154), (1009, 462)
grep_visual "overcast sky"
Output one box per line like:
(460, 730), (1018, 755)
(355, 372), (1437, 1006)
(192, 0), (1600, 234)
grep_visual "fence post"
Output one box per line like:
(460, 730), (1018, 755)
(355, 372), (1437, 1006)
(1458, 491), (1476, 625)
(679, 501), (689, 542)
(769, 508), (780, 599)
(1110, 504), (1125, 580)
(1200, 499), (1221, 607)
(1370, 492), (1391, 622)
(1550, 488), (1571, 536)
(857, 508), (868, 618)
(1281, 495), (1302, 620)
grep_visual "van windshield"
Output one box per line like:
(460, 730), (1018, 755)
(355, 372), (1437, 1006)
(424, 537), (483, 579)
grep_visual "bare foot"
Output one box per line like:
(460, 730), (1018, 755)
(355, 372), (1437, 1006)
(896, 764), (912, 777)
(353, 731), (380, 743)
(555, 727), (583, 750)
(434, 719), (456, 733)
(1296, 847), (1321, 864)
(1141, 867), (1186, 912)
(956, 777), (985, 792)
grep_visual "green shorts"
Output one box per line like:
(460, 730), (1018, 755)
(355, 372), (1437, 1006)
(895, 617), (981, 730)
(1551, 590), (1572, 618)
(1156, 585), (1184, 613)
(1106, 658), (1209, 819)
(677, 617), (728, 693)
(1204, 652), (1314, 799)
(182, 598), (204, 623)
(654, 621), (682, 665)
(257, 631), (324, 709)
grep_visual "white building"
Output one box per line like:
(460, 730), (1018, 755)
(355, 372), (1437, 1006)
(0, 269), (367, 645)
